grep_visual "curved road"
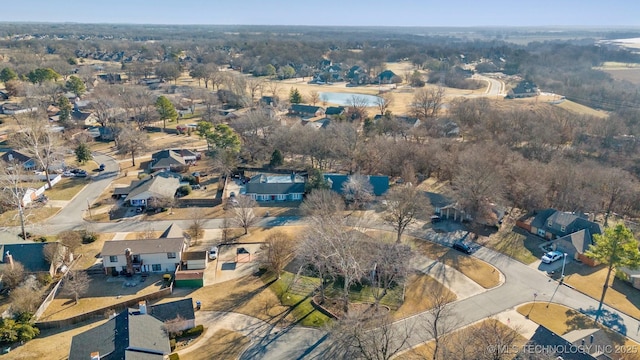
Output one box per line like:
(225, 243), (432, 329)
(31, 152), (640, 358)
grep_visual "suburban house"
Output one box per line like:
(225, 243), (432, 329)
(101, 237), (186, 274)
(516, 209), (601, 265)
(245, 173), (305, 202)
(289, 104), (325, 118)
(71, 110), (99, 127)
(0, 242), (68, 278)
(68, 298), (196, 360)
(149, 149), (199, 172)
(506, 80), (539, 98)
(377, 69), (400, 84)
(1, 150), (37, 170)
(323, 173), (390, 196)
(325, 106), (346, 117)
(115, 173), (180, 207)
(522, 325), (614, 360)
(0, 103), (37, 115)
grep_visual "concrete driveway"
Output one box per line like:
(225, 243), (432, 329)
(204, 243), (265, 286)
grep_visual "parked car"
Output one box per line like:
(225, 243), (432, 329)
(75, 170), (88, 178)
(431, 215), (442, 224)
(209, 246), (218, 260)
(452, 241), (472, 254)
(541, 250), (564, 264)
(191, 184), (201, 190)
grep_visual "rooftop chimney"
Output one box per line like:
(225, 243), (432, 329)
(4, 251), (13, 270)
(139, 301), (147, 315)
(90, 352), (100, 360)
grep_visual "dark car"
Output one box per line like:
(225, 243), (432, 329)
(431, 215), (442, 224)
(452, 241), (472, 254)
(98, 163), (105, 171)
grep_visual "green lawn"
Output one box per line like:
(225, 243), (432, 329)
(263, 271), (331, 327)
(46, 178), (90, 200)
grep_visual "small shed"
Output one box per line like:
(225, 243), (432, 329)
(182, 251), (207, 270)
(174, 270), (204, 288)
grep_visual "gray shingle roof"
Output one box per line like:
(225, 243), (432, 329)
(149, 298), (195, 323)
(159, 223), (184, 239)
(150, 150), (186, 169)
(101, 238), (184, 257)
(0, 243), (50, 273)
(245, 173), (306, 195)
(125, 175), (180, 202)
(69, 309), (170, 360)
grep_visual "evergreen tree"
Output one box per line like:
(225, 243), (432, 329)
(57, 95), (72, 123)
(289, 87), (303, 104)
(155, 96), (178, 132)
(270, 149), (284, 168)
(0, 67), (17, 83)
(75, 143), (93, 164)
(65, 76), (86, 97)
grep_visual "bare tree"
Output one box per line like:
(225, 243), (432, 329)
(115, 126), (149, 167)
(309, 90), (320, 106)
(471, 319), (523, 360)
(453, 145), (505, 222)
(265, 80), (280, 97)
(57, 230), (82, 254)
(62, 270), (90, 305)
(375, 92), (393, 116)
(10, 282), (45, 315)
(232, 196), (258, 235)
(43, 242), (64, 267)
(263, 231), (294, 279)
(347, 95), (369, 121)
(136, 224), (157, 240)
(382, 185), (430, 243)
(0, 159), (31, 240)
(246, 77), (264, 105)
(327, 312), (414, 360)
(411, 86), (445, 120)
(12, 111), (64, 189)
(188, 207), (205, 245)
(342, 174), (374, 210)
(300, 188), (345, 220)
(422, 288), (459, 360)
(0, 262), (25, 290)
(221, 216), (232, 243)
(369, 242), (412, 309)
(162, 315), (186, 337)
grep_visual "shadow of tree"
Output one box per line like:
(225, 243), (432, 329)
(579, 306), (628, 337)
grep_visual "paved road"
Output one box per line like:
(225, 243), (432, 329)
(473, 74), (505, 96)
(44, 152), (120, 231)
(25, 157), (640, 358)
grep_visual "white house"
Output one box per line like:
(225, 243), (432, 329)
(101, 237), (185, 274)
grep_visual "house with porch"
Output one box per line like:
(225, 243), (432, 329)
(245, 173), (305, 202)
(289, 104), (325, 118)
(149, 149), (194, 173)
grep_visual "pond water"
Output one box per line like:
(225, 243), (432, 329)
(319, 92), (381, 106)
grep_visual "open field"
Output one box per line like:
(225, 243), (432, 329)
(46, 178), (90, 201)
(0, 206), (60, 227)
(554, 99), (609, 118)
(601, 68), (640, 85)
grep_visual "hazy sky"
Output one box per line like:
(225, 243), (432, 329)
(0, 0), (638, 27)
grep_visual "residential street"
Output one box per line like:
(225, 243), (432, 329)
(28, 154), (640, 358)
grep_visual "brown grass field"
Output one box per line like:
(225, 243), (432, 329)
(181, 329), (250, 360)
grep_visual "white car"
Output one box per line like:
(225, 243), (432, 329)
(541, 250), (564, 264)
(209, 246), (218, 260)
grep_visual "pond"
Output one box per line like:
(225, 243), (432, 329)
(319, 92), (381, 106)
